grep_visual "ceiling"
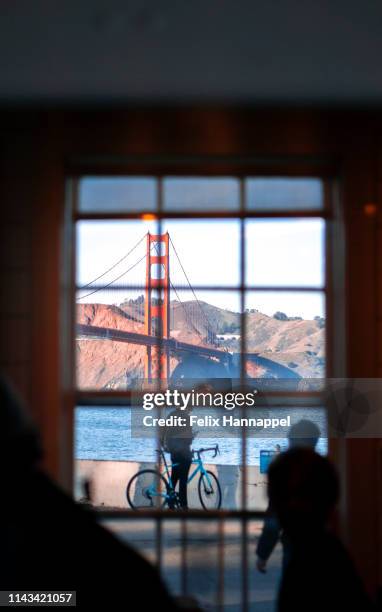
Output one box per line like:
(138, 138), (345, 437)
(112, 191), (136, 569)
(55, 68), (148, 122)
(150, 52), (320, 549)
(1, 0), (382, 105)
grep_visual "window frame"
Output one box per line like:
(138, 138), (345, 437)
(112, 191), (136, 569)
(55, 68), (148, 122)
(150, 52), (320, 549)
(71, 159), (336, 405)
(66, 158), (342, 608)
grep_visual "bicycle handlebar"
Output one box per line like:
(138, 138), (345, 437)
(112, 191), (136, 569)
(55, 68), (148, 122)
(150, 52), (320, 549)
(159, 445), (221, 459)
(193, 444), (220, 458)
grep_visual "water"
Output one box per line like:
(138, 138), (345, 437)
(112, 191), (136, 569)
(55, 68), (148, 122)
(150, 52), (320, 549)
(75, 407), (327, 466)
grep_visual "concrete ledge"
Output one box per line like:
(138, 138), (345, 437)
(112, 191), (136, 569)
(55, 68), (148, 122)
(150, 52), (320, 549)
(75, 460), (268, 510)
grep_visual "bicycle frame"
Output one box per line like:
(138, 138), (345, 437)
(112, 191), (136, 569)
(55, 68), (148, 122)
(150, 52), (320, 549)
(138, 446), (219, 507)
(159, 449), (214, 493)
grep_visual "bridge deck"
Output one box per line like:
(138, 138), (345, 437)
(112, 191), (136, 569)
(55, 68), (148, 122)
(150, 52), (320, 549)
(76, 324), (300, 379)
(76, 324), (229, 360)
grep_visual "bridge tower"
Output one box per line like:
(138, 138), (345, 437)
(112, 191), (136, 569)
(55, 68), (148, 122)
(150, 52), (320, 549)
(144, 232), (170, 380)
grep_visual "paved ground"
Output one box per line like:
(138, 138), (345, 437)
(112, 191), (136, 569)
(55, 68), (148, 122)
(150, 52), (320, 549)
(102, 519), (281, 612)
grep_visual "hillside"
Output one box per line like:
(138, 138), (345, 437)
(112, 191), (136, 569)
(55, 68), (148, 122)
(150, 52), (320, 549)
(245, 309), (324, 377)
(77, 303), (146, 389)
(76, 301), (325, 388)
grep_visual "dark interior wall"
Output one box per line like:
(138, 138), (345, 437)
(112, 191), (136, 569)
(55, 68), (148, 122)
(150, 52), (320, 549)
(2, 1), (382, 105)
(1, 107), (382, 595)
(1, 117), (67, 480)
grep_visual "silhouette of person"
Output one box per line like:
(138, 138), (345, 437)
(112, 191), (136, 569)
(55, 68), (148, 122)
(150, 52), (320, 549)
(162, 406), (194, 509)
(0, 375), (179, 609)
(267, 448), (373, 612)
(256, 419), (321, 573)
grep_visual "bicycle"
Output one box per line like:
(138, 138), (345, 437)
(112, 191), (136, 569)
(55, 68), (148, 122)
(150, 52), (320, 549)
(126, 444), (222, 510)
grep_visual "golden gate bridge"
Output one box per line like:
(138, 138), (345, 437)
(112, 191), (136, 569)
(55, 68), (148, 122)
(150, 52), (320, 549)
(77, 232), (299, 381)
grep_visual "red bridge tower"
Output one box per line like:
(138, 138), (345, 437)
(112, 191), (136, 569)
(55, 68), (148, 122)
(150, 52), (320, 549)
(144, 232), (170, 380)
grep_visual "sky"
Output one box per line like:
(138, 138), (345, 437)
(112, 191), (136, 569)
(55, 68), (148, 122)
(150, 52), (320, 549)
(76, 218), (325, 319)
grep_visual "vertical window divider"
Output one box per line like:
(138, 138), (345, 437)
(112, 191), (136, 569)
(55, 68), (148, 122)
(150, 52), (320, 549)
(156, 177), (164, 571)
(239, 177), (249, 612)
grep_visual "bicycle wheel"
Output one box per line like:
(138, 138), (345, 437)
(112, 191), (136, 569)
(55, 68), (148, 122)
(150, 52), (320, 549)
(198, 470), (222, 510)
(126, 469), (169, 509)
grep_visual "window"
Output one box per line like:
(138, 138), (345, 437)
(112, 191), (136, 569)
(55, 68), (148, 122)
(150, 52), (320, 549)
(71, 168), (332, 609)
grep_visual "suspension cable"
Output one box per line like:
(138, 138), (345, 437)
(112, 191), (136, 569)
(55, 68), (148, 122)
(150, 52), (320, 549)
(151, 241), (203, 340)
(80, 233), (147, 289)
(77, 251), (149, 301)
(170, 279), (204, 339)
(169, 235), (216, 338)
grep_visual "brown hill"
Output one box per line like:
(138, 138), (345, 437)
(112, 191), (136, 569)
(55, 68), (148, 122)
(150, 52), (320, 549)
(78, 302), (144, 333)
(76, 301), (324, 389)
(245, 310), (324, 377)
(76, 303), (146, 389)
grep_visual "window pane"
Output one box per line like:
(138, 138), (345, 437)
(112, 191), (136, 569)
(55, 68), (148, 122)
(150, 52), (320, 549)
(76, 219), (155, 287)
(164, 177), (239, 211)
(245, 219), (325, 287)
(76, 316), (146, 390)
(244, 291), (325, 378)
(78, 177), (157, 213)
(162, 219), (240, 286)
(101, 519), (158, 566)
(246, 177), (323, 210)
(169, 288), (241, 377)
(244, 407), (328, 464)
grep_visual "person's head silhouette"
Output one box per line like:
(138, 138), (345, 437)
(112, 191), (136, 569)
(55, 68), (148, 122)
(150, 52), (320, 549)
(267, 448), (339, 537)
(288, 419), (320, 449)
